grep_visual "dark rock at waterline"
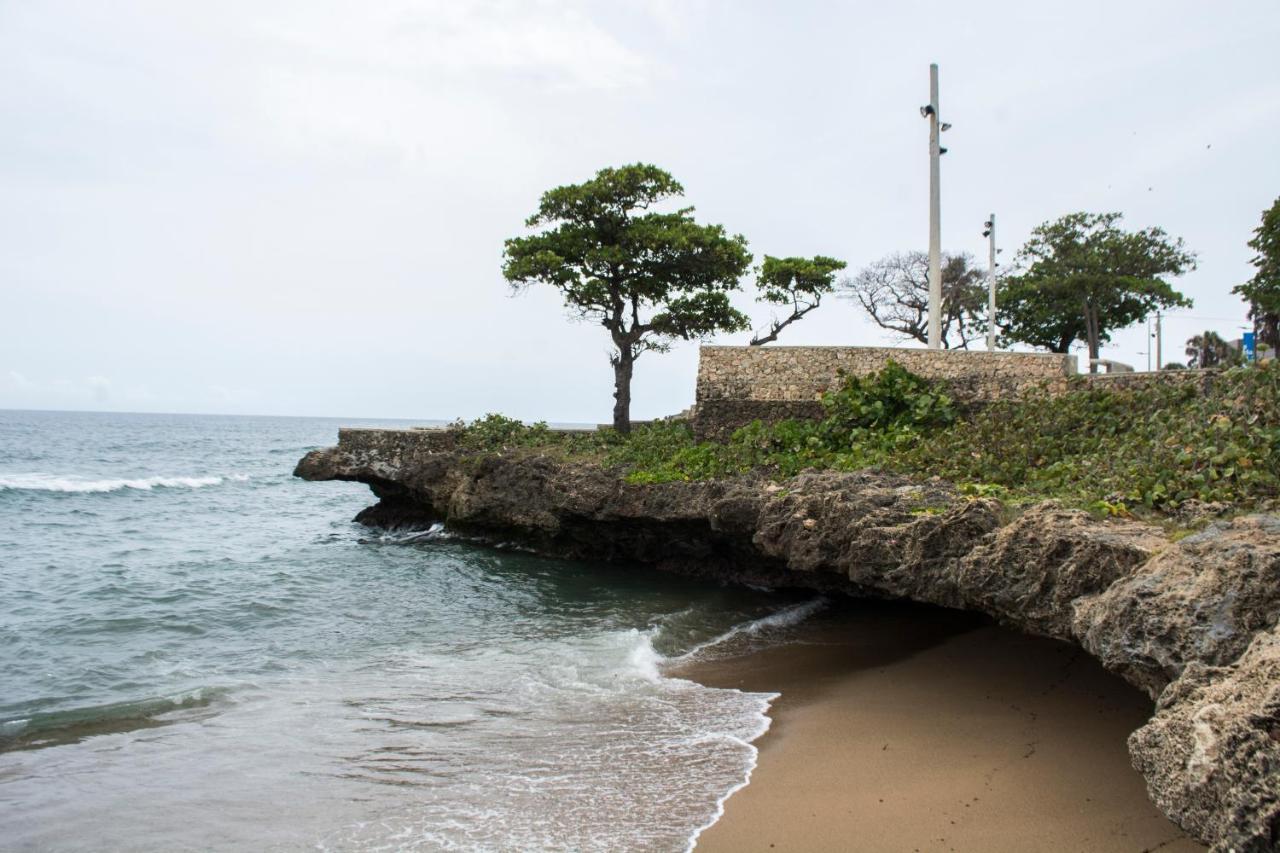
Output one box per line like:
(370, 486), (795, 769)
(295, 431), (1280, 852)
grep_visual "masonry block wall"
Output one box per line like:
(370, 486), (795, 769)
(693, 345), (1078, 440)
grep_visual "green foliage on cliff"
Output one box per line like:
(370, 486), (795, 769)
(614, 360), (1280, 513)
(448, 361), (1280, 515)
(901, 366), (1280, 509)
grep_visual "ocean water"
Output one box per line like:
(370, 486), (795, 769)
(0, 410), (819, 852)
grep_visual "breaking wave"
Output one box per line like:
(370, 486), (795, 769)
(675, 596), (828, 662)
(0, 473), (250, 494)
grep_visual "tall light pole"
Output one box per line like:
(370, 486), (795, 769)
(1155, 312), (1163, 370)
(1146, 319), (1153, 372)
(983, 214), (996, 351)
(922, 63), (944, 349)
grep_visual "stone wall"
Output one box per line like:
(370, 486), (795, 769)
(694, 345), (1078, 440)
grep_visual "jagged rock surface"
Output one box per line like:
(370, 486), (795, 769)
(296, 432), (1280, 852)
(1074, 516), (1280, 700)
(1130, 625), (1280, 851)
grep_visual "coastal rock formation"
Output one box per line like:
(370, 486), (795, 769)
(296, 429), (1280, 852)
(1074, 516), (1280, 700)
(952, 502), (1168, 641)
(1130, 625), (1280, 850)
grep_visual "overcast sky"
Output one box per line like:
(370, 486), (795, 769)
(3, 0), (1278, 421)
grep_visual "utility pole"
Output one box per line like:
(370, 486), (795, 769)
(983, 214), (996, 351)
(921, 63), (948, 349)
(1155, 312), (1163, 370)
(1146, 318), (1153, 372)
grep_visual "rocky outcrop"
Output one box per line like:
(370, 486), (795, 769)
(295, 428), (1280, 852)
(1130, 625), (1280, 850)
(1075, 517), (1280, 700)
(952, 502), (1168, 641)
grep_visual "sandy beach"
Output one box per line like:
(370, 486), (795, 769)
(675, 602), (1205, 853)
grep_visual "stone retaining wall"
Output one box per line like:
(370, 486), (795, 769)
(694, 345), (1076, 439)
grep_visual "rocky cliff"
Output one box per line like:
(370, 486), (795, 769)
(296, 428), (1280, 852)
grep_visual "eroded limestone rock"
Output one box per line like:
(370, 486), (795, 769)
(950, 502), (1167, 640)
(1130, 625), (1280, 852)
(1074, 516), (1280, 699)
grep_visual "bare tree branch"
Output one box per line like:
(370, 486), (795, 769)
(838, 251), (987, 348)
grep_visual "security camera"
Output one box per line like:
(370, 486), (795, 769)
(939, 146), (949, 155)
(940, 122), (952, 132)
(920, 105), (935, 117)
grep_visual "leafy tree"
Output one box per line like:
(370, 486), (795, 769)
(1185, 330), (1243, 369)
(1233, 196), (1280, 352)
(997, 212), (1195, 371)
(748, 255), (846, 345)
(502, 164), (752, 433)
(840, 251), (987, 349)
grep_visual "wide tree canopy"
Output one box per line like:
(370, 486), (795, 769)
(748, 254), (846, 345)
(1233, 196), (1280, 352)
(501, 164), (751, 433)
(839, 251), (986, 349)
(996, 212), (1194, 370)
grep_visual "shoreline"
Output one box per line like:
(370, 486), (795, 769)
(672, 603), (1205, 853)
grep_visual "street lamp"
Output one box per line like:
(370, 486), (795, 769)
(920, 64), (951, 349)
(983, 215), (996, 351)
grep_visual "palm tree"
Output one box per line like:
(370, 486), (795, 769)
(1185, 330), (1243, 368)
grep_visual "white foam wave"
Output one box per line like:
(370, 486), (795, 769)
(675, 597), (828, 663)
(684, 692), (777, 853)
(0, 473), (250, 494)
(369, 523), (452, 544)
(336, 626), (779, 852)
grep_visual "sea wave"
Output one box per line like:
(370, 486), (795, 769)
(1, 687), (227, 751)
(0, 473), (250, 494)
(673, 596), (828, 663)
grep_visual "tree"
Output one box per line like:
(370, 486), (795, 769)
(1233, 196), (1280, 352)
(839, 251), (987, 349)
(996, 212), (1195, 371)
(748, 255), (846, 345)
(1185, 330), (1243, 369)
(502, 164), (752, 433)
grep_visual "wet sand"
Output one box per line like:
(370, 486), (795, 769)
(674, 603), (1204, 853)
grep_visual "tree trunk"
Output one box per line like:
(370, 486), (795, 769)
(1262, 314), (1280, 354)
(612, 350), (634, 435)
(1083, 299), (1100, 373)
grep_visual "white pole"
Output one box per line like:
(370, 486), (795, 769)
(1156, 313), (1163, 369)
(927, 63), (942, 350)
(1146, 319), (1152, 372)
(986, 213), (996, 351)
